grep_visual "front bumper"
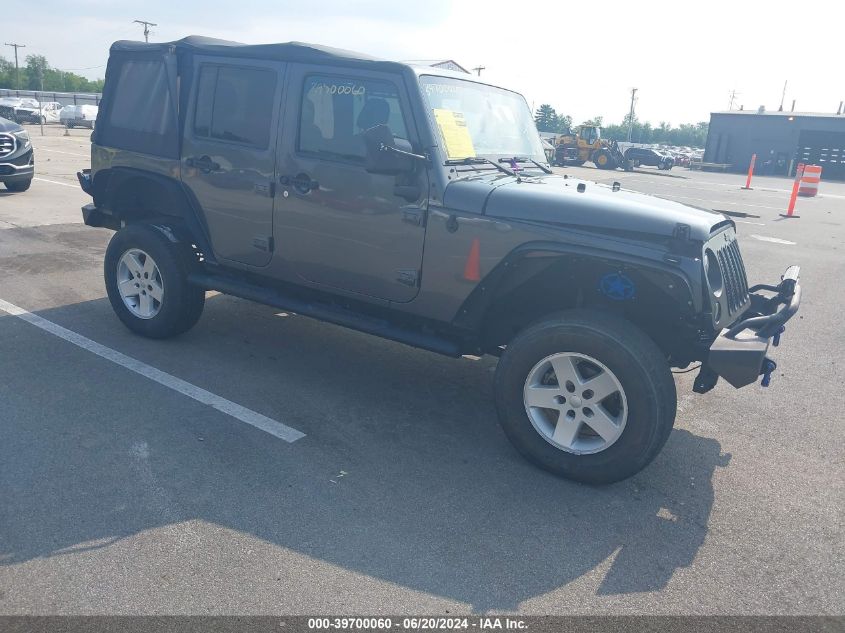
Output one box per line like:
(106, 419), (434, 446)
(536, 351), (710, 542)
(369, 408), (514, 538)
(0, 147), (35, 183)
(695, 265), (801, 392)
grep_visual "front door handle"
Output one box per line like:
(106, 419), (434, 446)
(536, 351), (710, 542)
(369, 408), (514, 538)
(186, 155), (220, 173)
(280, 173), (319, 194)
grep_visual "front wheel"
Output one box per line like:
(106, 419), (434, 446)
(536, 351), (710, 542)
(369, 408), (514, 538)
(104, 224), (205, 339)
(593, 149), (617, 170)
(494, 310), (677, 484)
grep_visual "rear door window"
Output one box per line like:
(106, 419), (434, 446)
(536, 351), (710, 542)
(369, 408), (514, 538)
(193, 65), (277, 148)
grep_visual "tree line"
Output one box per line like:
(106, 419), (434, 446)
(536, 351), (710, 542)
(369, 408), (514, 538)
(0, 54), (104, 93)
(534, 104), (708, 148)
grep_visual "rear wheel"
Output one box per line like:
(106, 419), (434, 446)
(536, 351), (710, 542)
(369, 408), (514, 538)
(4, 179), (32, 192)
(104, 224), (205, 339)
(494, 310), (677, 484)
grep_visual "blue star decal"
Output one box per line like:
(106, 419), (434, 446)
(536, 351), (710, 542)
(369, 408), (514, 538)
(599, 272), (636, 301)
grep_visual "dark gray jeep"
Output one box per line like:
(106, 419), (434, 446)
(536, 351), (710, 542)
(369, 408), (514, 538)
(77, 37), (801, 483)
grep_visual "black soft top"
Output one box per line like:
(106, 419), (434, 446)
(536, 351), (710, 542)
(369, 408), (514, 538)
(109, 36), (406, 72)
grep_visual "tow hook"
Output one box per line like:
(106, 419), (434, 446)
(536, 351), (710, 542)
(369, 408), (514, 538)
(773, 325), (785, 347)
(760, 358), (777, 387)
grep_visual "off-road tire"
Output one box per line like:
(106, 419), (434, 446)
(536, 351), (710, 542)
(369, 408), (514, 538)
(594, 149), (616, 170)
(104, 224), (205, 339)
(4, 179), (32, 192)
(494, 310), (677, 484)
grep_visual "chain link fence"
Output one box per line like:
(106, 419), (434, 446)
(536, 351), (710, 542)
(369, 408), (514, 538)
(0, 89), (101, 107)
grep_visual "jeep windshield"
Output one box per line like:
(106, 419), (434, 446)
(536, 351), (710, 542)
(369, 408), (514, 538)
(419, 75), (546, 170)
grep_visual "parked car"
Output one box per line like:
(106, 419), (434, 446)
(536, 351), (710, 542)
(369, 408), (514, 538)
(61, 104), (98, 129)
(0, 97), (40, 123)
(15, 101), (63, 124)
(625, 146), (675, 170)
(77, 36), (801, 484)
(0, 116), (35, 191)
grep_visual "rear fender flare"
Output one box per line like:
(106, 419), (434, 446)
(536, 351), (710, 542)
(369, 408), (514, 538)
(92, 167), (215, 262)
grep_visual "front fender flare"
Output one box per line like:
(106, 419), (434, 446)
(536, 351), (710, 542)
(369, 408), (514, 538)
(452, 240), (701, 330)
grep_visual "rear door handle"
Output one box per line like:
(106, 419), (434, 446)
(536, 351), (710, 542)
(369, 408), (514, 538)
(186, 155), (220, 173)
(280, 173), (319, 194)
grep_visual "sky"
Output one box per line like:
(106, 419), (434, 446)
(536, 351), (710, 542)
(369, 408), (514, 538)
(6, 0), (843, 126)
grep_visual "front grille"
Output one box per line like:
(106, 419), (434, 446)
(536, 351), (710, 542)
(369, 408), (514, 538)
(715, 235), (749, 314)
(0, 134), (15, 158)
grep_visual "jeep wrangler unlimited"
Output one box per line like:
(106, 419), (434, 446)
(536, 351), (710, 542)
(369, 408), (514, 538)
(77, 37), (801, 484)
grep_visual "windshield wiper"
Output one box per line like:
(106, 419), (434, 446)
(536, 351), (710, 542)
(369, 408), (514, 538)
(445, 156), (517, 177)
(499, 156), (553, 174)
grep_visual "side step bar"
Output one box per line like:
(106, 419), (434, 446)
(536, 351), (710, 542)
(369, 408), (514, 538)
(187, 272), (463, 358)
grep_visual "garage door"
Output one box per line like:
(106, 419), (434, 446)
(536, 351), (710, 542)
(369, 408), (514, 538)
(795, 130), (845, 180)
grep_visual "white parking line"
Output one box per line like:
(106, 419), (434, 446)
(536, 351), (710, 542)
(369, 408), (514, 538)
(735, 220), (766, 226)
(33, 177), (78, 188)
(750, 234), (796, 245)
(38, 148), (89, 158)
(0, 298), (306, 443)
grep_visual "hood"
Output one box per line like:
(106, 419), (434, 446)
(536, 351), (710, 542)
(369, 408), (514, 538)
(0, 117), (24, 133)
(442, 172), (726, 241)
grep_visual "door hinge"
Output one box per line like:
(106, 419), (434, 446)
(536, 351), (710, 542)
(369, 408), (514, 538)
(253, 236), (274, 252)
(255, 181), (276, 198)
(396, 268), (419, 287)
(396, 268), (420, 288)
(402, 209), (425, 227)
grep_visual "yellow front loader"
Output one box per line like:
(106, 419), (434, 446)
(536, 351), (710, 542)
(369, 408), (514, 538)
(552, 125), (631, 170)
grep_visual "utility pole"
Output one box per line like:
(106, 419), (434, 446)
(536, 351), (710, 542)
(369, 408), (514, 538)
(729, 89), (739, 110)
(779, 80), (788, 111)
(37, 65), (44, 137)
(626, 87), (637, 142)
(4, 43), (26, 89)
(133, 20), (157, 43)
(471, 66), (485, 77)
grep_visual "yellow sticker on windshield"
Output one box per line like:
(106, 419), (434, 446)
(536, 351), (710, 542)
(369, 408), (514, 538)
(433, 109), (476, 159)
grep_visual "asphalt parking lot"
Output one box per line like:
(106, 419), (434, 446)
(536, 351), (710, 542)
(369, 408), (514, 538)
(1, 124), (843, 615)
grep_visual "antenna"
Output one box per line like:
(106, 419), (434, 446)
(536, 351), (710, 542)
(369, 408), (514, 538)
(728, 89), (740, 110)
(471, 66), (485, 77)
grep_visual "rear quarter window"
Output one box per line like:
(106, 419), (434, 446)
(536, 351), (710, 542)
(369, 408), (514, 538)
(108, 60), (173, 135)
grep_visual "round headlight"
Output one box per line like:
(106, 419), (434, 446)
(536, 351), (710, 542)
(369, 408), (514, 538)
(704, 248), (723, 297)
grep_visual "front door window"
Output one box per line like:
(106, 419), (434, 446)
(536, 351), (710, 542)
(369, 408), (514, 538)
(298, 75), (409, 162)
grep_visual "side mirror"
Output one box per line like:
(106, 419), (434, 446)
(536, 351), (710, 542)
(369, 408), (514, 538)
(363, 124), (415, 175)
